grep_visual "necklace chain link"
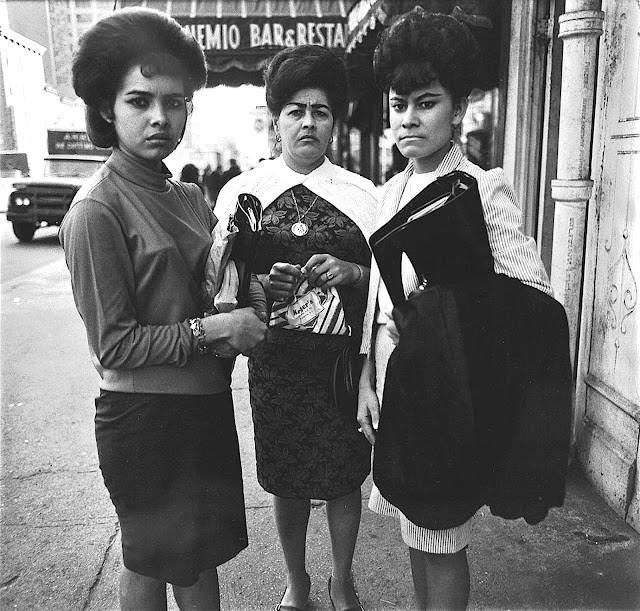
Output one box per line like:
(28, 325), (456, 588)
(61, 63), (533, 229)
(290, 189), (319, 223)
(290, 189), (319, 237)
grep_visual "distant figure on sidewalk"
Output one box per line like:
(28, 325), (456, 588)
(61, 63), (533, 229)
(203, 163), (223, 205)
(60, 8), (267, 610)
(180, 162), (204, 193)
(221, 158), (241, 186)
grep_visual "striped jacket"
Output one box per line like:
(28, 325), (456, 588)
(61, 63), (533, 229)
(360, 145), (553, 354)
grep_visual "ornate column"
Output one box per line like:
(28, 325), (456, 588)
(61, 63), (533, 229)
(550, 0), (604, 364)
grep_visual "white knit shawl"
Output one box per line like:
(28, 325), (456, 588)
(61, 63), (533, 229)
(214, 155), (379, 239)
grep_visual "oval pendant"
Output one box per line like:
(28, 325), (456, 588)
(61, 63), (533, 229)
(291, 222), (309, 237)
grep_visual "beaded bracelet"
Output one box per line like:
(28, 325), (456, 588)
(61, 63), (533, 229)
(189, 318), (209, 354)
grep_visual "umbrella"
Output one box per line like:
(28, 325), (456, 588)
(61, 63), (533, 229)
(230, 192), (263, 307)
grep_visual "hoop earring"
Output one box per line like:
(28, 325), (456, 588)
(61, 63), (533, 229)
(329, 136), (334, 144)
(275, 133), (281, 142)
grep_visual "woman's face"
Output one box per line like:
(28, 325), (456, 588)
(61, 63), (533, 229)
(275, 87), (334, 174)
(104, 63), (188, 168)
(389, 80), (467, 173)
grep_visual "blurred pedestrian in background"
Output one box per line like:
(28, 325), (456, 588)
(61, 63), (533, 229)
(221, 157), (241, 187)
(60, 8), (267, 610)
(203, 162), (223, 205)
(180, 162), (204, 193)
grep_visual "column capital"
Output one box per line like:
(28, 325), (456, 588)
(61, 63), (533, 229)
(558, 10), (604, 39)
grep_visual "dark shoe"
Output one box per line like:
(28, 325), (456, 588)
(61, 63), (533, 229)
(328, 575), (365, 611)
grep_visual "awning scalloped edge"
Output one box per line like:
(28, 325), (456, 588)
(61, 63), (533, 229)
(345, 3), (388, 53)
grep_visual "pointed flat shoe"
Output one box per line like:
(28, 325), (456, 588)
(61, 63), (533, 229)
(275, 573), (311, 611)
(328, 575), (366, 611)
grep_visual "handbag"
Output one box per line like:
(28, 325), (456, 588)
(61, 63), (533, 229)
(331, 343), (364, 419)
(369, 170), (493, 306)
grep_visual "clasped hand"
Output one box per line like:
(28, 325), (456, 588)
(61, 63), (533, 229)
(267, 254), (359, 302)
(202, 307), (268, 358)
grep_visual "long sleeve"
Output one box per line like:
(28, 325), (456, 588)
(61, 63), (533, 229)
(478, 169), (553, 296)
(61, 199), (197, 370)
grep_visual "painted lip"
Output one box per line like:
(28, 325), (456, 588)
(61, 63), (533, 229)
(146, 134), (172, 142)
(298, 134), (318, 142)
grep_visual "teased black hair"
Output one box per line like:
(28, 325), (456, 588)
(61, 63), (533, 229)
(373, 7), (481, 100)
(264, 45), (348, 120)
(72, 7), (207, 148)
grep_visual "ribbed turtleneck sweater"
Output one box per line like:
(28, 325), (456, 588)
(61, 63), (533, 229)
(60, 147), (228, 394)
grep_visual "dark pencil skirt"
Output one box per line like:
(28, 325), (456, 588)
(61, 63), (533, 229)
(95, 390), (248, 587)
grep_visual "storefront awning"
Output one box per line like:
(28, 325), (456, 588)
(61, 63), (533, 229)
(119, 0), (351, 86)
(345, 0), (501, 98)
(346, 0), (497, 52)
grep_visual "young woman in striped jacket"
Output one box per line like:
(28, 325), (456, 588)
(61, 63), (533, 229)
(357, 8), (553, 610)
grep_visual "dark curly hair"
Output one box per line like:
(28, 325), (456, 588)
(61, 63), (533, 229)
(373, 8), (481, 100)
(264, 45), (348, 120)
(72, 7), (207, 148)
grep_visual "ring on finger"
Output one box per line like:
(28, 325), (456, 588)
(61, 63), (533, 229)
(325, 271), (334, 281)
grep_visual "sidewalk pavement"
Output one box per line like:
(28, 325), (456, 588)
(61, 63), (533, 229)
(89, 357), (640, 611)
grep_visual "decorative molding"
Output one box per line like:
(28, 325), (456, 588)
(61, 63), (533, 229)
(558, 9), (605, 39)
(585, 374), (640, 421)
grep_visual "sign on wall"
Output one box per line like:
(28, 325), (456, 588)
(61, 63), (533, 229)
(181, 17), (347, 53)
(47, 131), (109, 156)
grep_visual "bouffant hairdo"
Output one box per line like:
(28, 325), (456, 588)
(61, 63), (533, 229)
(264, 45), (348, 120)
(72, 7), (207, 148)
(373, 8), (481, 100)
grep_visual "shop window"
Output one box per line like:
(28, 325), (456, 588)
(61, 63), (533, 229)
(461, 88), (501, 170)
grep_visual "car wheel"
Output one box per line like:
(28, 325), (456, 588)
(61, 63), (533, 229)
(12, 222), (36, 242)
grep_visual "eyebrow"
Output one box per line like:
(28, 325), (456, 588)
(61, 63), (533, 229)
(390, 91), (442, 101)
(285, 101), (331, 111)
(123, 89), (184, 98)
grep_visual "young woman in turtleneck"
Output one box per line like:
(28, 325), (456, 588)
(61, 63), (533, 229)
(60, 8), (267, 610)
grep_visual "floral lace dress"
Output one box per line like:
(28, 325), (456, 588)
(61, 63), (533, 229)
(248, 184), (372, 499)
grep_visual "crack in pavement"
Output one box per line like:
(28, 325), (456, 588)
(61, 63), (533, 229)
(2, 468), (99, 481)
(82, 518), (120, 611)
(0, 574), (20, 590)
(4, 516), (116, 528)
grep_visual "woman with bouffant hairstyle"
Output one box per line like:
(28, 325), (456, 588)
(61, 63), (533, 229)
(72, 7), (206, 149)
(358, 8), (553, 610)
(61, 8), (267, 610)
(216, 45), (377, 611)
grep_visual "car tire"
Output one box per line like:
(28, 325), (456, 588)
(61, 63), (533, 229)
(12, 222), (36, 242)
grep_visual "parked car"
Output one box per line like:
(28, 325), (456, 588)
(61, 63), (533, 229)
(1, 152), (30, 215)
(6, 155), (106, 241)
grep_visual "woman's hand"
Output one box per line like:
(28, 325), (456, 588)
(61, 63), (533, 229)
(357, 386), (379, 446)
(385, 317), (401, 346)
(266, 262), (303, 302)
(357, 357), (379, 445)
(201, 307), (268, 357)
(303, 254), (362, 289)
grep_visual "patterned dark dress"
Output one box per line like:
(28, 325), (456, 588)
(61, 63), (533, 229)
(248, 184), (372, 499)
